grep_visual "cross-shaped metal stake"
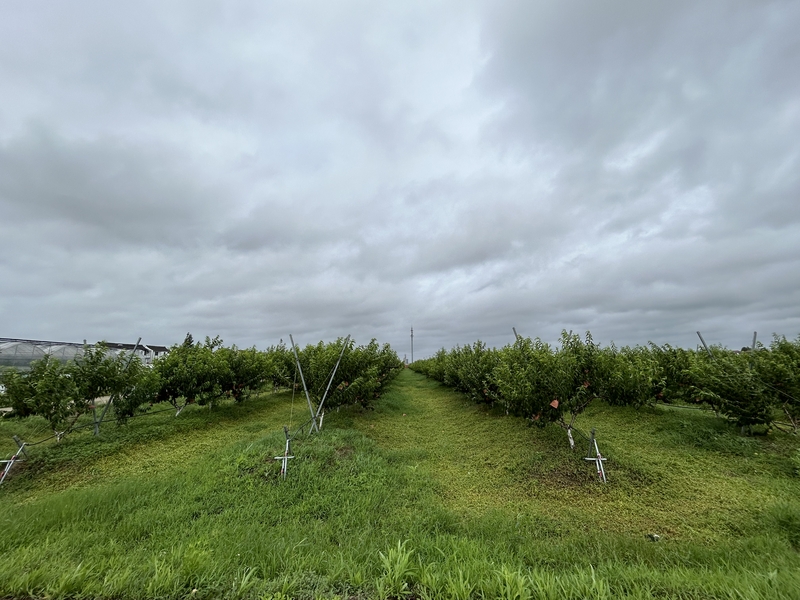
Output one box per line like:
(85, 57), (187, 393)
(274, 426), (295, 480)
(584, 428), (607, 483)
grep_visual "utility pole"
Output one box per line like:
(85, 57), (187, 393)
(410, 327), (414, 364)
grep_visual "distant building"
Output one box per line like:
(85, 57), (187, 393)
(0, 338), (170, 370)
(104, 342), (170, 364)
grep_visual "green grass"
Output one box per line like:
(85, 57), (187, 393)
(1, 370), (800, 598)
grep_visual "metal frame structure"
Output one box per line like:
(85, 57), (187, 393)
(274, 426), (294, 480)
(0, 337), (168, 370)
(277, 334), (351, 480)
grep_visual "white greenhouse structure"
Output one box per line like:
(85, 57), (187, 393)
(0, 338), (169, 370)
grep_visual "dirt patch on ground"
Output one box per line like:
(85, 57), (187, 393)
(335, 445), (354, 459)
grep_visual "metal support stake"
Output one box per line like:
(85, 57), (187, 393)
(748, 332), (759, 369)
(289, 335), (319, 433)
(97, 337), (142, 434)
(314, 335), (350, 428)
(82, 340), (101, 436)
(12, 435), (28, 459)
(274, 426), (294, 480)
(696, 331), (713, 359)
(0, 444), (26, 485)
(583, 428), (607, 483)
(513, 327), (520, 340)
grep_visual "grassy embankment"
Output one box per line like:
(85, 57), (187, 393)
(1, 368), (799, 599)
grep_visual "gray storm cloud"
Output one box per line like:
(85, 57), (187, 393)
(1, 0), (798, 357)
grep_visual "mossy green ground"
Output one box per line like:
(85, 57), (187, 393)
(1, 369), (799, 599)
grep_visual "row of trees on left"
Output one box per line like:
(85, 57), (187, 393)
(1, 334), (403, 435)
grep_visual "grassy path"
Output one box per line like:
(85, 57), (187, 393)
(353, 368), (539, 515)
(352, 369), (800, 541)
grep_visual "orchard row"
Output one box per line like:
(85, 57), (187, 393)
(411, 331), (800, 433)
(1, 334), (403, 434)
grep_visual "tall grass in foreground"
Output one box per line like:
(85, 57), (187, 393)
(1, 374), (800, 598)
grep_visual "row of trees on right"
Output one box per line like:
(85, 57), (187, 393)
(410, 331), (800, 434)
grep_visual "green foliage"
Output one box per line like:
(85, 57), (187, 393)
(293, 337), (403, 410)
(755, 335), (800, 429)
(554, 331), (610, 424)
(414, 330), (800, 435)
(2, 344), (158, 430)
(152, 334), (401, 415)
(493, 565), (532, 600)
(28, 356), (81, 431)
(216, 345), (273, 402)
(649, 343), (697, 403)
(602, 345), (660, 409)
(441, 341), (500, 404)
(492, 336), (565, 420)
(1, 355), (80, 431)
(267, 341), (295, 389)
(153, 334), (231, 410)
(414, 331), (658, 430)
(71, 342), (121, 407)
(687, 348), (774, 428)
(2, 333), (401, 442)
(113, 359), (162, 422)
(1, 368), (37, 418)
(376, 540), (416, 598)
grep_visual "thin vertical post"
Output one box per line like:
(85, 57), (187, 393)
(583, 428), (607, 483)
(513, 327), (520, 340)
(696, 331), (713, 359)
(275, 426), (294, 480)
(410, 327), (414, 364)
(85, 340), (100, 436)
(315, 335), (350, 425)
(752, 331), (758, 352)
(594, 438), (607, 483)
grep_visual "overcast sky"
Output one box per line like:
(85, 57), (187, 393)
(1, 1), (799, 358)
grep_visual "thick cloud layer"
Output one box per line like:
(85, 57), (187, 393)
(1, 1), (798, 358)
